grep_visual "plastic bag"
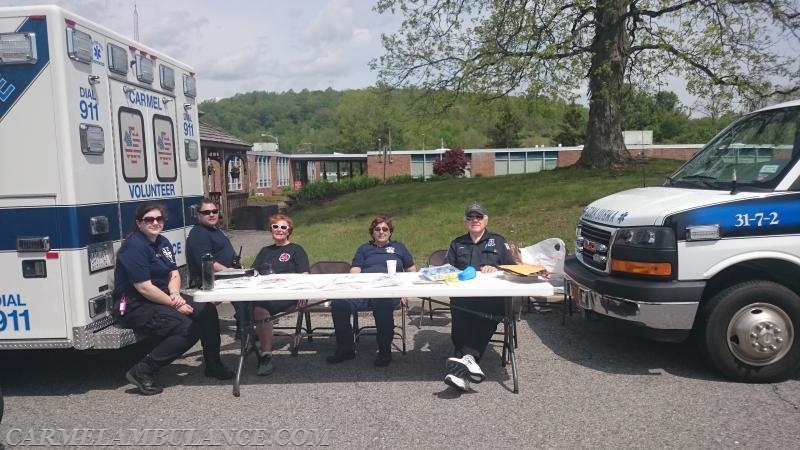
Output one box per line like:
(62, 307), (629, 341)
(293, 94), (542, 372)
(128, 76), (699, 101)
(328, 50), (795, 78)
(518, 238), (567, 275)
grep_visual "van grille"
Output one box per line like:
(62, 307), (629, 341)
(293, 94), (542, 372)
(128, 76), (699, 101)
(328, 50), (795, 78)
(579, 222), (612, 271)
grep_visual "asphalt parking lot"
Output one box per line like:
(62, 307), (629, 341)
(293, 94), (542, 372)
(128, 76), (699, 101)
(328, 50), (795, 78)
(1, 230), (799, 448)
(2, 301), (800, 449)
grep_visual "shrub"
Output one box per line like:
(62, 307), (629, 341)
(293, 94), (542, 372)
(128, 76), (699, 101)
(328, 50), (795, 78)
(433, 147), (467, 177)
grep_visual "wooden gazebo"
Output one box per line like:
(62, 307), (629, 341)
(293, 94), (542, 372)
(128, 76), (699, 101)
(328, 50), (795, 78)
(199, 122), (252, 229)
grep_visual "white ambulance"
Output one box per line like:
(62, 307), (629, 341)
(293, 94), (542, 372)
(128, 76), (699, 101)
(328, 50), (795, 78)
(0, 5), (202, 350)
(565, 99), (800, 382)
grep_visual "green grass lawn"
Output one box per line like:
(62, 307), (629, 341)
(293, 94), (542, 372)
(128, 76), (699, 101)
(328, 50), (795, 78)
(285, 158), (684, 265)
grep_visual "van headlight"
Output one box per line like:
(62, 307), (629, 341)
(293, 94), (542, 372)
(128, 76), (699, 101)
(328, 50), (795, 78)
(610, 227), (677, 277)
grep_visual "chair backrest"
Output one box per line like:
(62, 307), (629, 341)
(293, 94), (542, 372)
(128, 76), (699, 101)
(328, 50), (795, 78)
(427, 249), (448, 267)
(310, 261), (351, 274)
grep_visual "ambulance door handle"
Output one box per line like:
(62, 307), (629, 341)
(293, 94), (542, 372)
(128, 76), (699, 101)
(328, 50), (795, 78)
(88, 75), (101, 85)
(162, 97), (172, 104)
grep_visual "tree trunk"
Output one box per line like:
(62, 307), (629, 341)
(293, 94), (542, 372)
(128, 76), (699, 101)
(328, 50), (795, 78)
(577, 0), (631, 169)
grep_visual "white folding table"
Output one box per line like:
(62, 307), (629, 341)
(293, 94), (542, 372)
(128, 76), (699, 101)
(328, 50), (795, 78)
(188, 271), (554, 395)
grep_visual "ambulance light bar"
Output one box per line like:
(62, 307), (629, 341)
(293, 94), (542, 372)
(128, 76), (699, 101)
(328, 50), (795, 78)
(185, 139), (199, 161)
(0, 32), (37, 64)
(79, 124), (105, 155)
(160, 64), (175, 90)
(107, 43), (128, 75)
(66, 27), (92, 64)
(17, 236), (50, 252)
(183, 73), (196, 98)
(135, 54), (154, 83)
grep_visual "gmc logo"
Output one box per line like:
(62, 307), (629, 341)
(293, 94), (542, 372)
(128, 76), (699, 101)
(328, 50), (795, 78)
(582, 240), (597, 251)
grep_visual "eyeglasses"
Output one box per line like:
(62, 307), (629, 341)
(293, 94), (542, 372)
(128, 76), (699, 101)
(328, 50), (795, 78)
(139, 216), (165, 224)
(198, 209), (219, 216)
(465, 214), (485, 221)
(271, 224), (289, 230)
(372, 226), (390, 233)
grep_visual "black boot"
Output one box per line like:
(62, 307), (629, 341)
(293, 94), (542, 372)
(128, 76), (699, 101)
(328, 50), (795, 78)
(204, 358), (234, 380)
(126, 356), (163, 395)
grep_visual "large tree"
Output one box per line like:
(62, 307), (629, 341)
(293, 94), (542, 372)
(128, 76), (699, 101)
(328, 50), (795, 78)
(373, 0), (800, 168)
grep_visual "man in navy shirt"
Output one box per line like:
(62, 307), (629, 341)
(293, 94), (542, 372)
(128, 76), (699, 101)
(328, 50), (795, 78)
(186, 198), (237, 286)
(326, 216), (416, 367)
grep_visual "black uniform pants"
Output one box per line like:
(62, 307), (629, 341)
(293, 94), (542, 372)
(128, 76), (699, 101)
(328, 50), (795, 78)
(121, 300), (223, 367)
(450, 297), (506, 358)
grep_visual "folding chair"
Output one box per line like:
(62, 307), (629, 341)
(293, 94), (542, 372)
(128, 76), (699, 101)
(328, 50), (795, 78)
(418, 249), (450, 326)
(291, 261), (351, 354)
(293, 261), (407, 354)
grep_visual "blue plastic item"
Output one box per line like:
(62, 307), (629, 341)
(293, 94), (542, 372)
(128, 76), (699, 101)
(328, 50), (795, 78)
(458, 266), (477, 281)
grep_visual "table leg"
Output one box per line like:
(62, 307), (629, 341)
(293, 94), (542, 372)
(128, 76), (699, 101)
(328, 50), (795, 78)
(233, 305), (253, 398)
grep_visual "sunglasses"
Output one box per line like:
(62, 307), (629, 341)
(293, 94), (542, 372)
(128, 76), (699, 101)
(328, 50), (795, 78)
(198, 209), (219, 216)
(465, 214), (485, 221)
(139, 216), (165, 224)
(373, 226), (390, 233)
(271, 224), (289, 230)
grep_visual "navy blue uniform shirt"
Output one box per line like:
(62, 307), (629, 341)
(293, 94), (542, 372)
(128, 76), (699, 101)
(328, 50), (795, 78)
(186, 224), (236, 283)
(446, 230), (514, 270)
(352, 240), (414, 273)
(113, 231), (177, 307)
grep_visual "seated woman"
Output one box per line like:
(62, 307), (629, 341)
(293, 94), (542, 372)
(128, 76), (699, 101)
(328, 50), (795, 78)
(326, 216), (416, 367)
(250, 214), (310, 375)
(113, 202), (233, 396)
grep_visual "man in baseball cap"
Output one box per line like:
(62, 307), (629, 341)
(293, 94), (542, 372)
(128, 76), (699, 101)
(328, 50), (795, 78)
(465, 202), (488, 217)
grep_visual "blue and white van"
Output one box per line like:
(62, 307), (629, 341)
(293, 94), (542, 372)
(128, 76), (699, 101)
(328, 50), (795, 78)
(565, 99), (800, 382)
(0, 5), (202, 350)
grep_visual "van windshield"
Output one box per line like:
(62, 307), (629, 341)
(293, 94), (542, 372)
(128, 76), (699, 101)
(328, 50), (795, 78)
(669, 106), (799, 190)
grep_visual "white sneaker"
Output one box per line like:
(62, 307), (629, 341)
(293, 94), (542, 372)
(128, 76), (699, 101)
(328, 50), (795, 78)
(444, 373), (470, 392)
(446, 354), (485, 383)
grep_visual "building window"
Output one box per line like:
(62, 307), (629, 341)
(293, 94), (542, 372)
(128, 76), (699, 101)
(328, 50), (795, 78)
(277, 157), (290, 187)
(227, 156), (243, 191)
(411, 153), (437, 179)
(257, 155), (271, 188)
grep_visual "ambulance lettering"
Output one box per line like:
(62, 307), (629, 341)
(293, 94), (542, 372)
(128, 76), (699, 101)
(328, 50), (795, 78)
(183, 111), (195, 137)
(1, 293), (31, 332)
(127, 183), (176, 198)
(128, 90), (162, 111)
(79, 86), (99, 120)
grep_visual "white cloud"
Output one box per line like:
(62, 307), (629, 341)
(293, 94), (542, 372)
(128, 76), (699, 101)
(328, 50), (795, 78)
(3, 0), (398, 99)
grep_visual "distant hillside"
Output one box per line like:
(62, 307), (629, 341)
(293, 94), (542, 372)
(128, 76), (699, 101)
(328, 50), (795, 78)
(198, 87), (728, 154)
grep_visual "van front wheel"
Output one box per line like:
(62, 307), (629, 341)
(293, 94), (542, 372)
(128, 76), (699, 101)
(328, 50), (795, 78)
(699, 280), (800, 382)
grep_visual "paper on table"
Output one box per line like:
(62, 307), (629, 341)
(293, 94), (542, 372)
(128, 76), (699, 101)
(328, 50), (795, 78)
(518, 238), (567, 274)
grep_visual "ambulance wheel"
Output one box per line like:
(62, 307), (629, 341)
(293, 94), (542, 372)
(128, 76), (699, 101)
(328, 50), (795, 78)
(698, 280), (800, 382)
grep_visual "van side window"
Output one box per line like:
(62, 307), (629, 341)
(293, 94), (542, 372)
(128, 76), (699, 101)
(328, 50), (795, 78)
(118, 107), (147, 182)
(152, 115), (177, 181)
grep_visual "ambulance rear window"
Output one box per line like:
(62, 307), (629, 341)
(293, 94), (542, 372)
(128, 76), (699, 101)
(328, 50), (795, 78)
(153, 115), (177, 182)
(118, 108), (147, 182)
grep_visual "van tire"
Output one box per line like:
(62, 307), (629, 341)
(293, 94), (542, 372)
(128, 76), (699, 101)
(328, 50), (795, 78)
(698, 280), (800, 382)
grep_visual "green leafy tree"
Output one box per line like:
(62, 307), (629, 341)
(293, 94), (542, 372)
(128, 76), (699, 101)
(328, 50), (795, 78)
(373, 0), (799, 168)
(487, 101), (523, 147)
(555, 104), (586, 146)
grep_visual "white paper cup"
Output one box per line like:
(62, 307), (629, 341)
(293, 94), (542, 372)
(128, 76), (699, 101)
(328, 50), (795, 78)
(386, 260), (397, 275)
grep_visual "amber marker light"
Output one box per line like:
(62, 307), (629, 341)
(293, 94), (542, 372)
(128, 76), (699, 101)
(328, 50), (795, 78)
(611, 259), (672, 276)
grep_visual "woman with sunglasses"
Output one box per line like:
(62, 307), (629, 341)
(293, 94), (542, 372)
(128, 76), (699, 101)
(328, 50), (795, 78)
(442, 202), (515, 392)
(326, 216), (416, 367)
(249, 214), (310, 375)
(113, 202), (233, 396)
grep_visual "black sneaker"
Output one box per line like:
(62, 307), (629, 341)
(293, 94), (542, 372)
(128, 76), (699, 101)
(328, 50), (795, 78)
(205, 362), (235, 380)
(374, 351), (392, 367)
(326, 350), (356, 364)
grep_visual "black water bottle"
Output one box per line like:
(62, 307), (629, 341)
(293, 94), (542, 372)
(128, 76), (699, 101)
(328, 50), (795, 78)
(201, 253), (215, 290)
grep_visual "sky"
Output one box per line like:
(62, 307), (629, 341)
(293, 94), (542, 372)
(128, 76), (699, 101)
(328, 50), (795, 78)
(6, 0), (401, 102)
